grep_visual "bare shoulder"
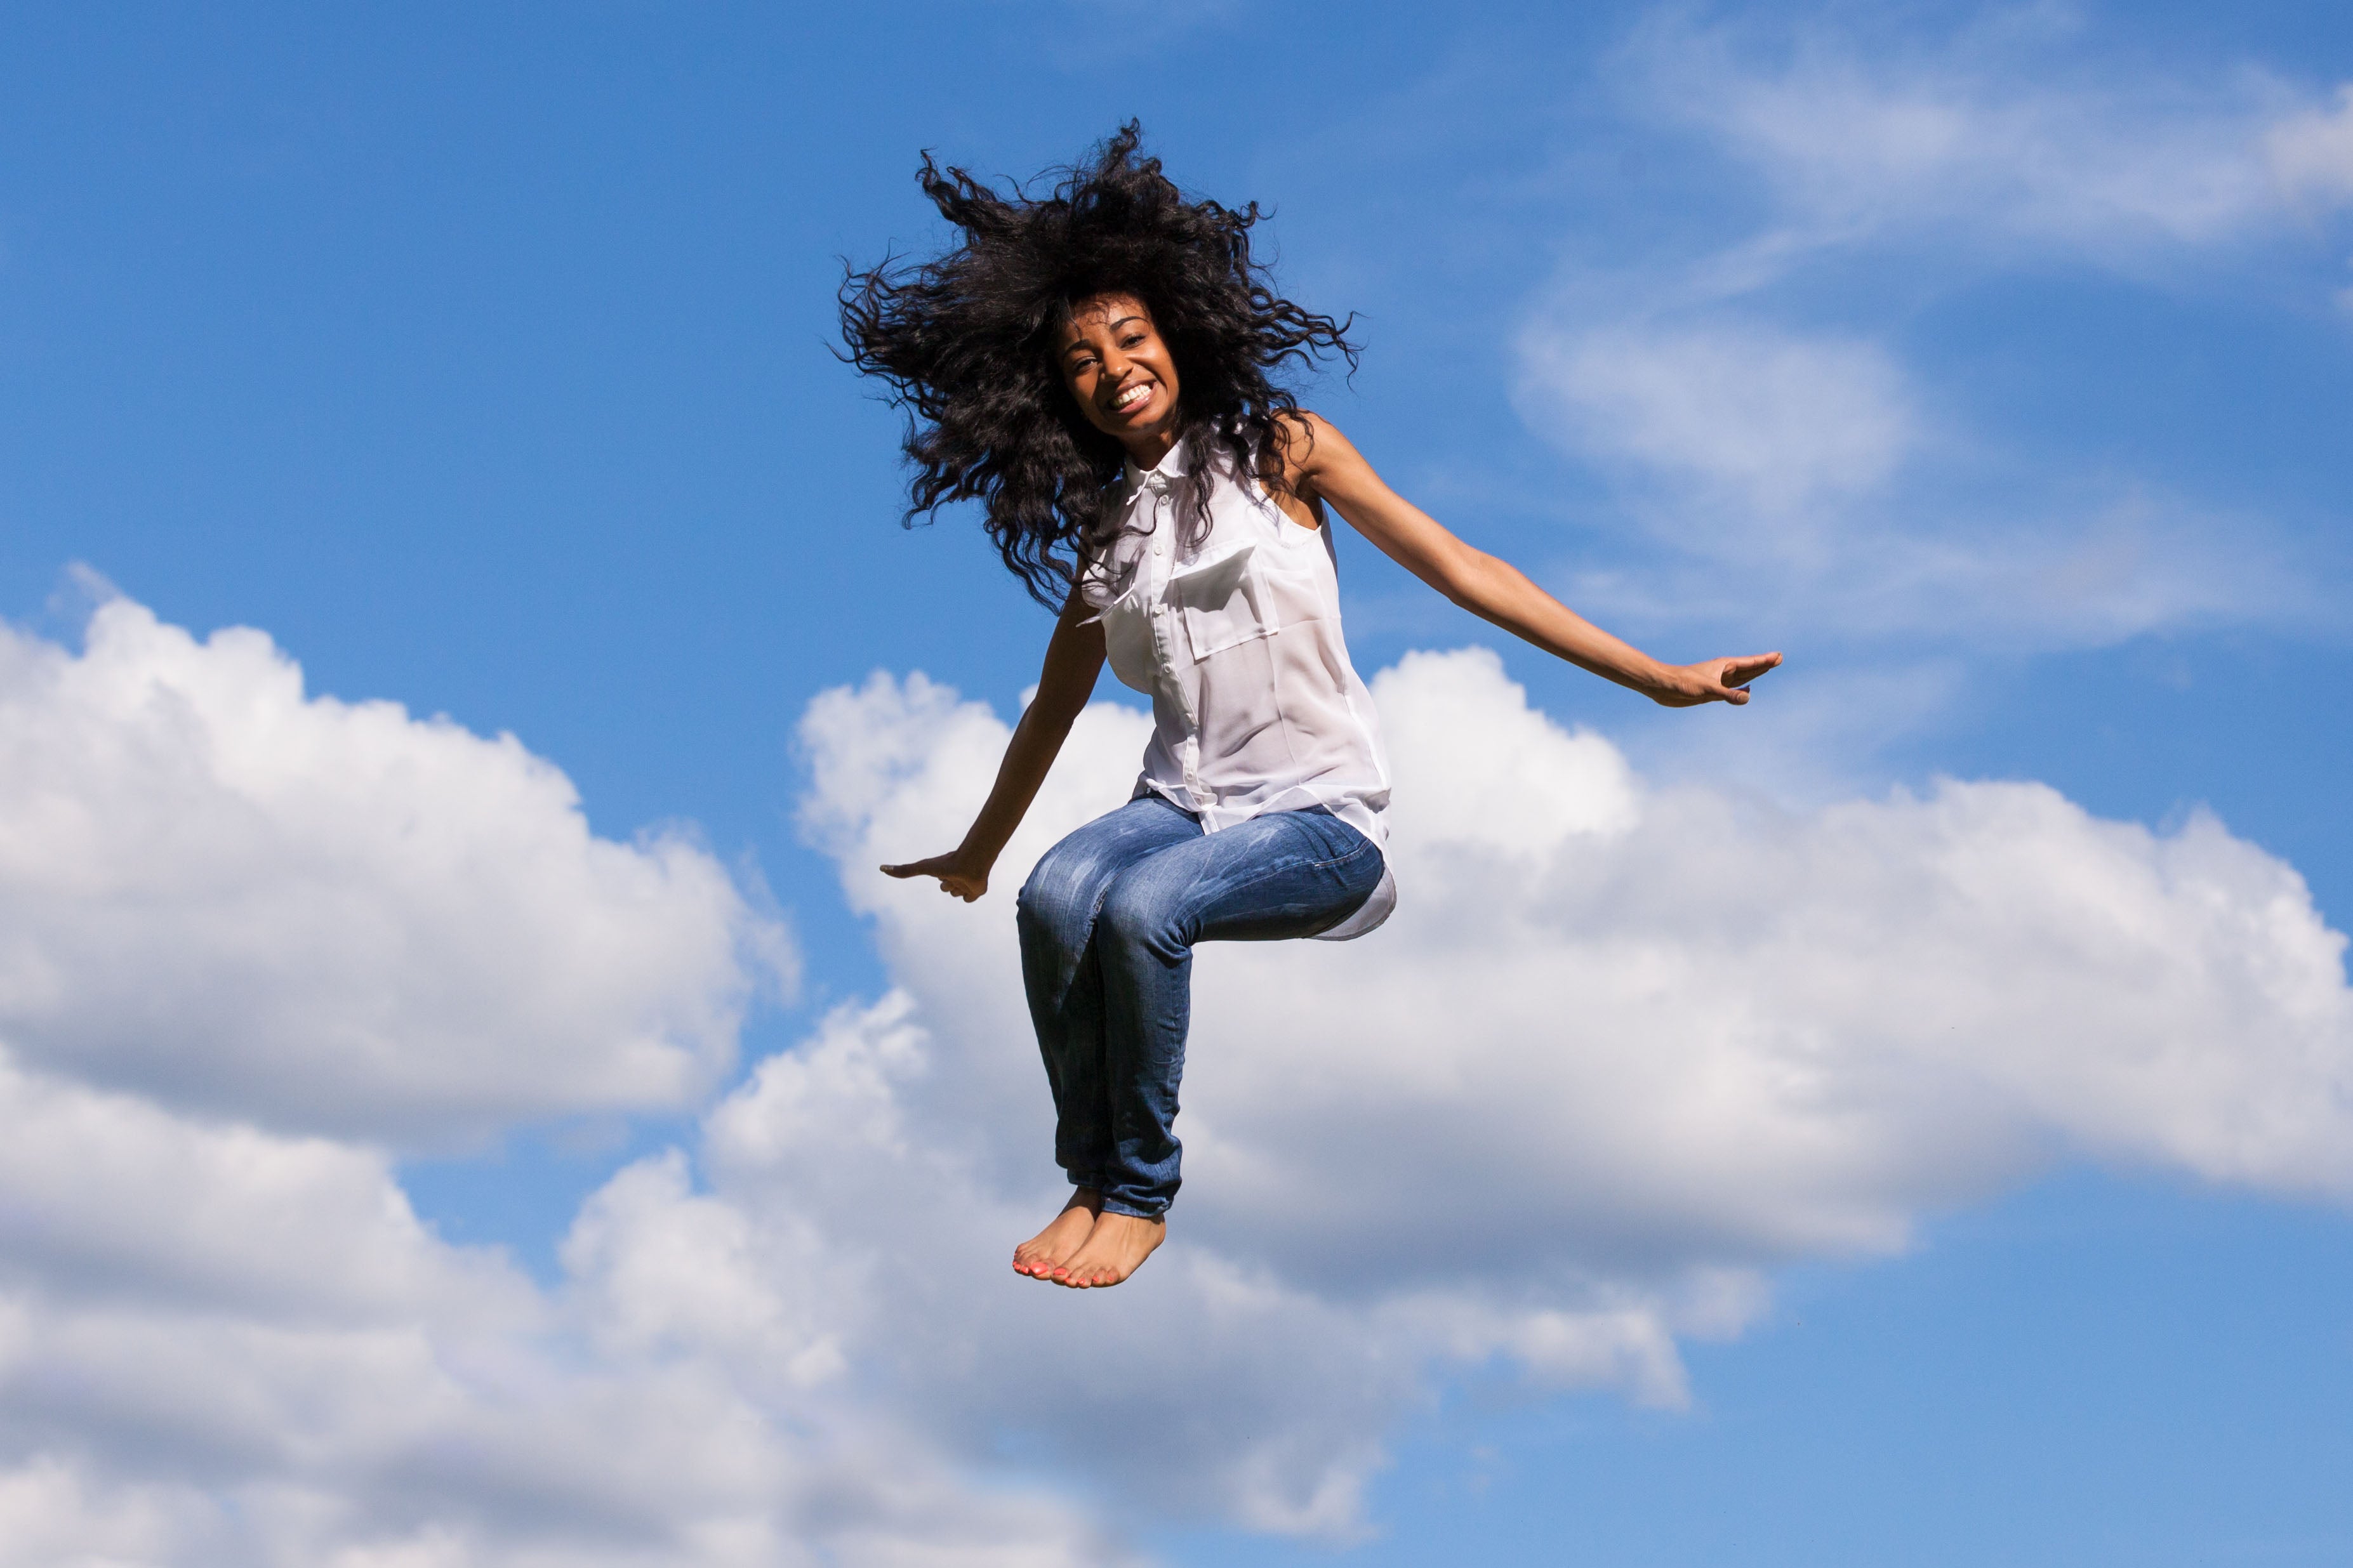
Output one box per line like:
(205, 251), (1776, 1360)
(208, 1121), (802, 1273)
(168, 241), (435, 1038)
(1268, 411), (1370, 493)
(1273, 410), (1357, 462)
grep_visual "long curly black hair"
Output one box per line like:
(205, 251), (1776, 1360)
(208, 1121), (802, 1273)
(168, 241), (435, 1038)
(839, 122), (1360, 607)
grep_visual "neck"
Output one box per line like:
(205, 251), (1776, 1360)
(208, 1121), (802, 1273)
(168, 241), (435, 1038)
(1122, 419), (1180, 471)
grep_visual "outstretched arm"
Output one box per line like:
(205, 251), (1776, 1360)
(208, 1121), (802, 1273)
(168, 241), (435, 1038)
(880, 593), (1108, 902)
(1279, 414), (1780, 706)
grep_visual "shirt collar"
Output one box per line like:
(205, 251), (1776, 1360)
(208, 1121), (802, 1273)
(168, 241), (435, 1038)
(1122, 437), (1192, 493)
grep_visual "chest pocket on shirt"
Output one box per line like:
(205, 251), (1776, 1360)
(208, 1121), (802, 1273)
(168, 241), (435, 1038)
(1172, 544), (1278, 662)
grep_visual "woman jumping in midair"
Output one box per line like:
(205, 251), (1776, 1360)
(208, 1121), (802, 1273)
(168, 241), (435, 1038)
(841, 126), (1778, 1291)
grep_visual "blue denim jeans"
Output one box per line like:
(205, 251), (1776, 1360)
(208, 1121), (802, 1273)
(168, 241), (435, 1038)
(1014, 793), (1386, 1218)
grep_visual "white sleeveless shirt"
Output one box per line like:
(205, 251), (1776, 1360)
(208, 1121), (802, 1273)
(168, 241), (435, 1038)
(1080, 438), (1396, 939)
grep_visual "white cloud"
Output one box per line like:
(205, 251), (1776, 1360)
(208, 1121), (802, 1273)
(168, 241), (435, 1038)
(0, 1050), (528, 1324)
(1501, 17), (2347, 655)
(1512, 308), (2297, 649)
(1621, 12), (2352, 258)
(3, 608), (2347, 1561)
(2265, 83), (2353, 202)
(0, 596), (1116, 1567)
(1517, 319), (1918, 526)
(0, 1461), (217, 1567)
(1506, 93), (2319, 646)
(0, 595), (790, 1146)
(713, 656), (2351, 1531)
(1572, 482), (2299, 654)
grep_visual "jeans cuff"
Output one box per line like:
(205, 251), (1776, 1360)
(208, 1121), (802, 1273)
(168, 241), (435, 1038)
(1098, 1197), (1169, 1219)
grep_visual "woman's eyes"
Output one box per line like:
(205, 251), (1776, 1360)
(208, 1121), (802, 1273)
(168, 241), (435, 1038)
(1065, 333), (1146, 373)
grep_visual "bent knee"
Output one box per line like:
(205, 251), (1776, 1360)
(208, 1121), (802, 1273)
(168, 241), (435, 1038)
(1017, 852), (1097, 940)
(1096, 874), (1187, 955)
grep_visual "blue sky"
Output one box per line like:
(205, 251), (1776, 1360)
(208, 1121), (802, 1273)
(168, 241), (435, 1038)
(2, 3), (2349, 1562)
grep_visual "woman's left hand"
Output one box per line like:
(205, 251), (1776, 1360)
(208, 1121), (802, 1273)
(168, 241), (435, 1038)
(1647, 652), (1784, 707)
(1282, 416), (1784, 709)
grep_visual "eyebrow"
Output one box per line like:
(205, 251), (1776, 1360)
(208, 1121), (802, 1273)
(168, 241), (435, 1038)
(1063, 315), (1147, 354)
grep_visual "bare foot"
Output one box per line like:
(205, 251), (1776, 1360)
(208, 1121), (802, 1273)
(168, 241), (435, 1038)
(1053, 1211), (1164, 1288)
(1012, 1189), (1103, 1280)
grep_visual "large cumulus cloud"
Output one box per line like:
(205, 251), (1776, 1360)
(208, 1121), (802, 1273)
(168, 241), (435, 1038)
(731, 649), (2352, 1526)
(0, 596), (788, 1145)
(0, 595), (1110, 1566)
(1, 595), (2345, 1561)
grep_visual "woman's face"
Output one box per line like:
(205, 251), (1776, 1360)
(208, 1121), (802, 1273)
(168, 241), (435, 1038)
(1055, 293), (1181, 463)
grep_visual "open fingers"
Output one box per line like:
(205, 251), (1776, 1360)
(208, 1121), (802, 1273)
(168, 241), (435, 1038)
(880, 853), (955, 880)
(880, 859), (985, 902)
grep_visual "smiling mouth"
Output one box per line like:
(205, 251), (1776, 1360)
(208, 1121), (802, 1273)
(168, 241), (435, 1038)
(1109, 382), (1154, 414)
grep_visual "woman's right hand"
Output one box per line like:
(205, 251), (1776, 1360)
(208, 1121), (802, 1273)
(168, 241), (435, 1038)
(875, 599), (1104, 912)
(880, 852), (990, 903)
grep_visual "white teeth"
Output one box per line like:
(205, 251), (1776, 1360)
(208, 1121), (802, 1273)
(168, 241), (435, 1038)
(1113, 384), (1151, 411)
